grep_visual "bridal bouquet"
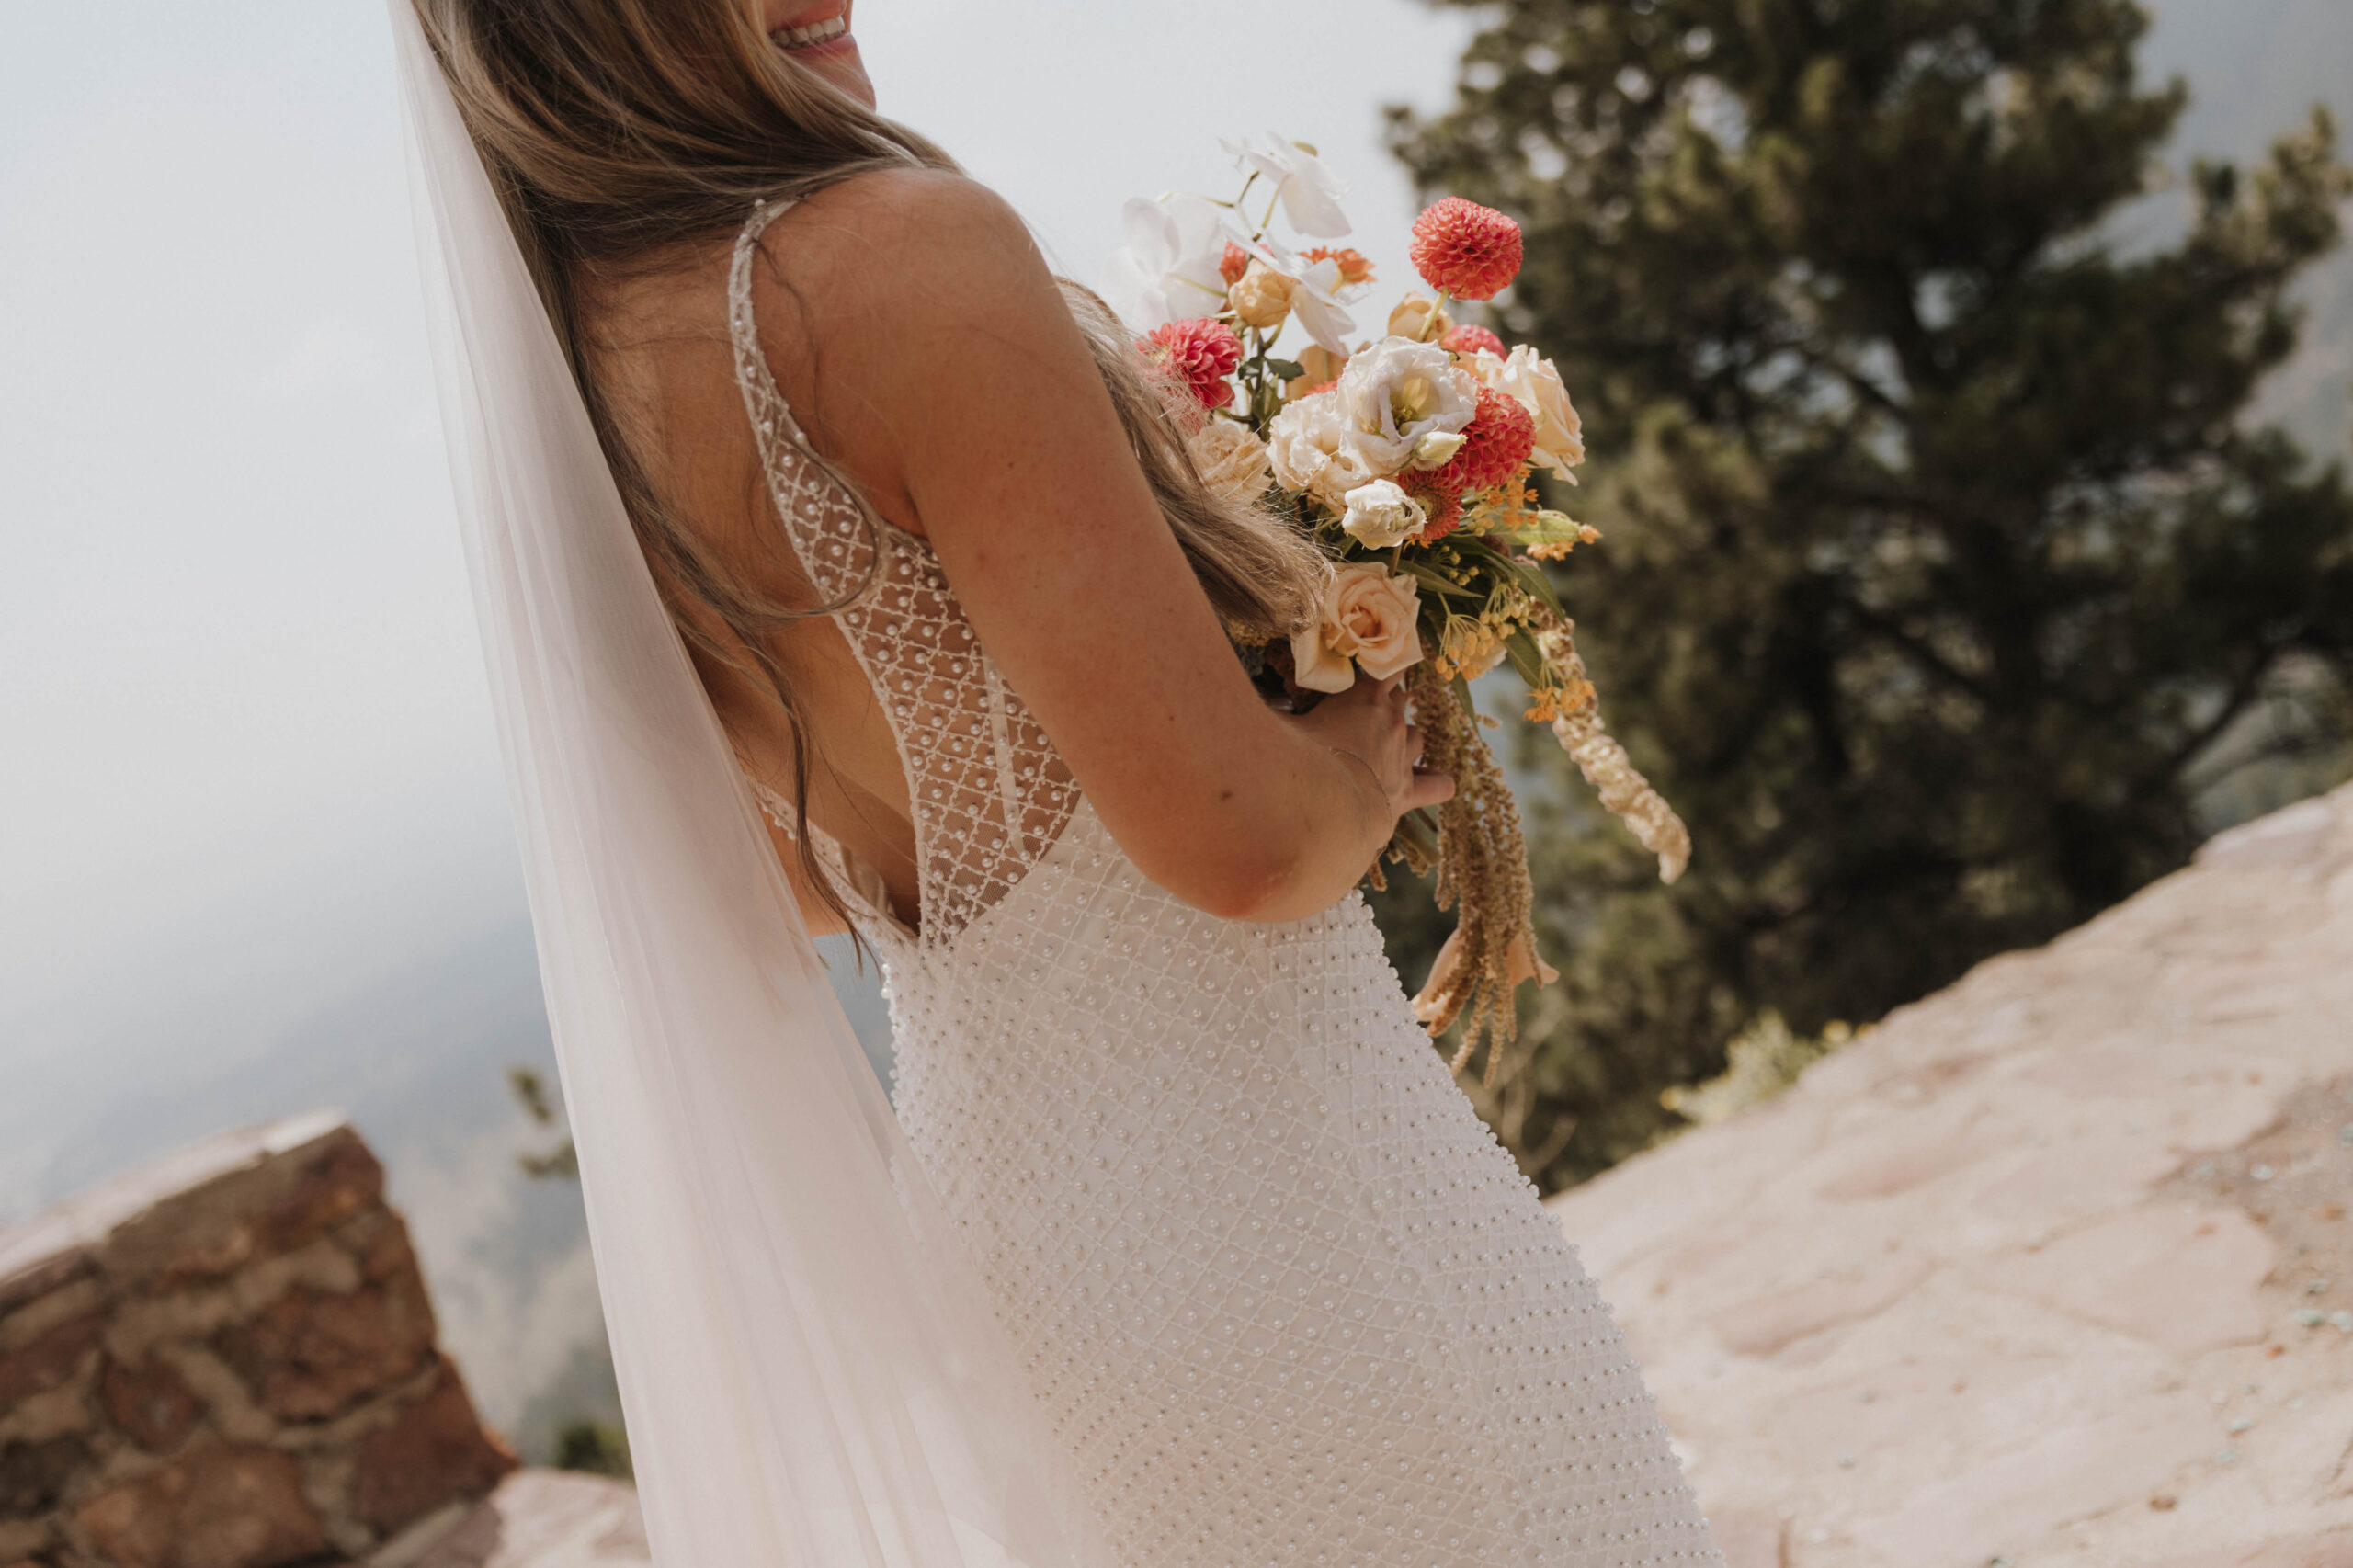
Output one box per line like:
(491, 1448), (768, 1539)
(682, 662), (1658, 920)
(1106, 136), (1690, 1080)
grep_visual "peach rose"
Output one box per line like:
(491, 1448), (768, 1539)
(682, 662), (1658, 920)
(1387, 293), (1455, 343)
(1285, 344), (1350, 401)
(1228, 262), (1300, 332)
(1465, 346), (1586, 481)
(1290, 563), (1424, 693)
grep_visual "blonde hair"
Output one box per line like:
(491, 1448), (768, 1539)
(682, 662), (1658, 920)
(412, 0), (1325, 926)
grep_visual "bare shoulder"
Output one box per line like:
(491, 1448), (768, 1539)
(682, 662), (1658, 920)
(757, 166), (1043, 310)
(747, 168), (1062, 370)
(743, 167), (1100, 519)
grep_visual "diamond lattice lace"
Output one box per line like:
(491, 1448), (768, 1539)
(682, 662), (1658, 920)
(727, 201), (1721, 1566)
(731, 199), (1080, 949)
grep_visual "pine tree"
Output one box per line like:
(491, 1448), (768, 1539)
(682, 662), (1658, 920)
(1382, 0), (2353, 1187)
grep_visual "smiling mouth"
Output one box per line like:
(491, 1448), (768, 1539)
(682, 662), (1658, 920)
(774, 14), (849, 49)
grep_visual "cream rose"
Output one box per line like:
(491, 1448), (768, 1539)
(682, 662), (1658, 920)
(1227, 262), (1298, 332)
(1339, 480), (1427, 550)
(1267, 390), (1382, 510)
(1185, 420), (1274, 507)
(1289, 563), (1424, 693)
(1466, 346), (1586, 480)
(1331, 337), (1481, 473)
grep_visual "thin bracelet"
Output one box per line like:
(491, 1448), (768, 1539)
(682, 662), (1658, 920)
(1328, 746), (1390, 813)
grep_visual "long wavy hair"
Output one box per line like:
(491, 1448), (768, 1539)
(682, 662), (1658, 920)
(412, 0), (1325, 926)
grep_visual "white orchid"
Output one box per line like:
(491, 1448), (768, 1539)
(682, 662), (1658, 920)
(1222, 132), (1353, 239)
(1100, 193), (1233, 331)
(1229, 234), (1357, 357)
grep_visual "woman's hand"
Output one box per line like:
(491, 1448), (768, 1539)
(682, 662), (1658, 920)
(1284, 675), (1456, 821)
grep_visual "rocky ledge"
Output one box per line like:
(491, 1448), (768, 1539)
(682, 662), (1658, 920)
(0, 1114), (540, 1568)
(1558, 783), (2353, 1568)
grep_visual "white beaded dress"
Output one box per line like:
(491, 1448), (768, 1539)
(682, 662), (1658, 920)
(726, 201), (1722, 1568)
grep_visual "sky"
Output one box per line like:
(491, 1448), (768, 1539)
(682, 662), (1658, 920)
(1, 0), (2346, 1142)
(0, 0), (1475, 1110)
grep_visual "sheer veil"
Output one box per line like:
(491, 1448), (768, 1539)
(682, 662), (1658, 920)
(388, 6), (1097, 1562)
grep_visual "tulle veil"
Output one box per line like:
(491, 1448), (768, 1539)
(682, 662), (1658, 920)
(387, 5), (1098, 1562)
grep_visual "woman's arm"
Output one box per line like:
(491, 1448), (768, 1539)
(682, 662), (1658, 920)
(746, 169), (1451, 922)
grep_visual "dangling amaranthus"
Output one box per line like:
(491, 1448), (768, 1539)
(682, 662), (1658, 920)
(1532, 614), (1690, 883)
(1404, 664), (1555, 1085)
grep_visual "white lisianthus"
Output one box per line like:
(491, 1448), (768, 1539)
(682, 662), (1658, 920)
(1186, 420), (1275, 508)
(1100, 194), (1233, 331)
(1332, 337), (1481, 473)
(1290, 564), (1424, 694)
(1339, 481), (1428, 550)
(1267, 391), (1383, 511)
(1465, 347), (1586, 481)
(1222, 132), (1353, 238)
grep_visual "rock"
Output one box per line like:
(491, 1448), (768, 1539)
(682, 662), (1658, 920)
(212, 1254), (436, 1421)
(0, 1434), (88, 1517)
(1982, 1207), (2274, 1357)
(0, 1312), (103, 1415)
(1707, 1506), (1787, 1568)
(351, 1358), (518, 1535)
(100, 1356), (202, 1452)
(413, 1471), (649, 1568)
(0, 1119), (520, 1561)
(1711, 1256), (1932, 1358)
(74, 1445), (326, 1568)
(1548, 783), (2353, 1565)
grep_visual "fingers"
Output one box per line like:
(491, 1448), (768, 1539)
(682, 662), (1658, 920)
(1404, 767), (1456, 811)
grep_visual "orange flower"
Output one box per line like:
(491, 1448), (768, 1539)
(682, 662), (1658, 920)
(1302, 246), (1376, 286)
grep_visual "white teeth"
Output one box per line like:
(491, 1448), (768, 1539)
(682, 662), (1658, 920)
(776, 15), (847, 48)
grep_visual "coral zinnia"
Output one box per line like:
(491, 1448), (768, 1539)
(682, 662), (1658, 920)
(1419, 385), (1537, 495)
(1440, 324), (1507, 358)
(1409, 199), (1524, 301)
(1220, 243), (1251, 288)
(1145, 317), (1244, 410)
(1400, 474), (1466, 541)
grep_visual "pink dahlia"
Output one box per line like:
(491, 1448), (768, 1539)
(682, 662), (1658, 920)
(1439, 324), (1507, 358)
(1409, 198), (1524, 301)
(1145, 318), (1244, 410)
(1421, 385), (1536, 495)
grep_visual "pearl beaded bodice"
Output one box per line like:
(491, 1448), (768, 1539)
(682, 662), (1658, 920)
(728, 201), (1719, 1567)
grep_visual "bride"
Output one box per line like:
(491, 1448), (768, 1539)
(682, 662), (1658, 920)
(396, 0), (1720, 1562)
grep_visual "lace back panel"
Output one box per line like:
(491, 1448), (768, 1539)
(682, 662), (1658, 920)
(728, 199), (1080, 946)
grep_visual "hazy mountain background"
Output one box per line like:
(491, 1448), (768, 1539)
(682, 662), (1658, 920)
(1, 0), (2343, 1460)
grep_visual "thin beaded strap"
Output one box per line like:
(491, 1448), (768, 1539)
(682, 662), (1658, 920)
(726, 197), (882, 615)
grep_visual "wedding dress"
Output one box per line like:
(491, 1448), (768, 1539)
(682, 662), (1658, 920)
(728, 201), (1722, 1568)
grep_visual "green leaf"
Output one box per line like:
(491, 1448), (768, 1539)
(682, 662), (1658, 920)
(1265, 358), (1307, 381)
(1397, 560), (1483, 599)
(1487, 508), (1586, 552)
(1504, 628), (1547, 687)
